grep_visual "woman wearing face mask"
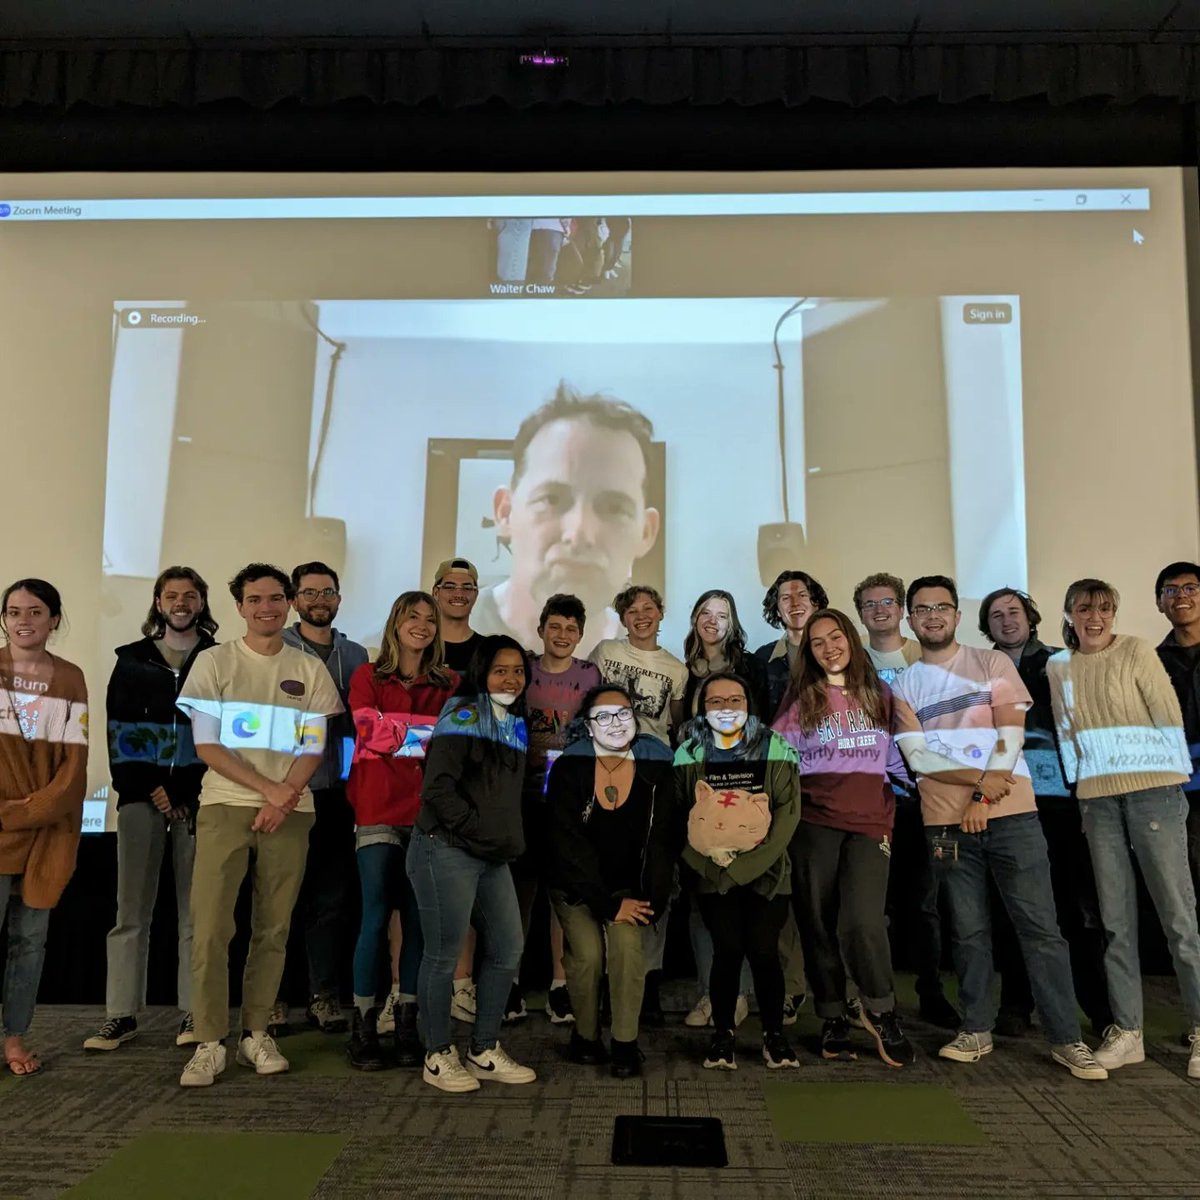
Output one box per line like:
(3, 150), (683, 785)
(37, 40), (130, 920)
(345, 592), (458, 1071)
(0, 579), (88, 1077)
(1047, 579), (1200, 1079)
(675, 671), (801, 1071)
(773, 609), (915, 1068)
(682, 590), (767, 718)
(406, 635), (534, 1094)
(545, 685), (677, 1077)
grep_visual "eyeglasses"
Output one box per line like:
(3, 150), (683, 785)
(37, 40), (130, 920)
(860, 598), (897, 611)
(910, 603), (956, 617)
(588, 708), (634, 727)
(297, 587), (339, 600)
(437, 583), (478, 595)
(1163, 583), (1200, 600)
(704, 695), (748, 709)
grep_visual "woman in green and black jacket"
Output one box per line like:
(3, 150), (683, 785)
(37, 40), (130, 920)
(675, 670), (801, 1072)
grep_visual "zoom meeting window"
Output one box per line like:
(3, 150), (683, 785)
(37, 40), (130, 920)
(0, 169), (1195, 829)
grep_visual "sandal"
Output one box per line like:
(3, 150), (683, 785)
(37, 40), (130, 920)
(5, 1050), (42, 1077)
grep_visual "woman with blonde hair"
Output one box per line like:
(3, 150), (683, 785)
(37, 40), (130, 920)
(1047, 578), (1200, 1079)
(682, 589), (767, 717)
(345, 591), (457, 1070)
(773, 608), (913, 1067)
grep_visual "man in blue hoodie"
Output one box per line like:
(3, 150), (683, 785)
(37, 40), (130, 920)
(276, 561), (369, 1033)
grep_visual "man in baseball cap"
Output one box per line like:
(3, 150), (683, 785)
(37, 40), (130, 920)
(432, 559), (482, 674)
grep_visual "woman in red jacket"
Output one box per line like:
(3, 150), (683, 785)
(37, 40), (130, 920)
(346, 591), (457, 1070)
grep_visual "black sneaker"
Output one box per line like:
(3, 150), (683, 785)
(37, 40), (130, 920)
(610, 1038), (644, 1079)
(861, 1008), (916, 1068)
(83, 1015), (138, 1052)
(918, 993), (962, 1030)
(545, 986), (575, 1025)
(762, 1031), (800, 1069)
(640, 971), (665, 1029)
(503, 983), (528, 1023)
(346, 1008), (386, 1071)
(393, 1001), (422, 1068)
(567, 1029), (609, 1066)
(782, 993), (807, 1027)
(821, 1016), (857, 1061)
(306, 994), (348, 1034)
(703, 1030), (737, 1071)
(176, 1012), (199, 1047)
(994, 1008), (1032, 1038)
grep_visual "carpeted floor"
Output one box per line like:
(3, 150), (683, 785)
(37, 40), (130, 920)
(3, 976), (1198, 1199)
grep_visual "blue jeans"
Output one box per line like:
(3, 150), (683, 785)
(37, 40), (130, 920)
(1081, 785), (1200, 1029)
(353, 835), (423, 1005)
(927, 812), (1081, 1045)
(406, 831), (524, 1054)
(0, 875), (50, 1037)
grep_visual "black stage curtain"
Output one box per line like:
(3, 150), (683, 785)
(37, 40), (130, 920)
(3, 40), (1200, 110)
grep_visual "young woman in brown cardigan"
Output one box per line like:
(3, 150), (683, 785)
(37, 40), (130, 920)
(0, 578), (88, 1076)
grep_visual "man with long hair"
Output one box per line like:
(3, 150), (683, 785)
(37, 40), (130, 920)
(85, 567), (218, 1054)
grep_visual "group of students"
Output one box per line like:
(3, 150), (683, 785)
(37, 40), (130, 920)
(0, 552), (1198, 1092)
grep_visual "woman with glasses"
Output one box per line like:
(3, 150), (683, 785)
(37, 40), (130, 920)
(773, 609), (915, 1067)
(345, 591), (458, 1071)
(675, 671), (801, 1071)
(546, 684), (676, 1077)
(1047, 578), (1200, 1079)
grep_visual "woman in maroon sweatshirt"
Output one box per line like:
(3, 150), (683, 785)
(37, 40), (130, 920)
(345, 591), (457, 1070)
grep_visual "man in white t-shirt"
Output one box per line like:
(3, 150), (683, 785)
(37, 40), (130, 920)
(590, 585), (686, 747)
(853, 571), (923, 687)
(175, 563), (342, 1088)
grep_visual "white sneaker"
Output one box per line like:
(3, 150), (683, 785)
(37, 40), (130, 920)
(236, 1032), (289, 1075)
(685, 995), (713, 1028)
(1189, 1028), (1200, 1079)
(1051, 1041), (1109, 1080)
(377, 988), (400, 1035)
(180, 1042), (226, 1087)
(451, 981), (477, 1024)
(1093, 1025), (1144, 1070)
(423, 1046), (480, 1093)
(466, 1042), (537, 1084)
(734, 994), (750, 1028)
(938, 1031), (994, 1063)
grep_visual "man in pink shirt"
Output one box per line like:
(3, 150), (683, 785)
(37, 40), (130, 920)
(891, 575), (1106, 1081)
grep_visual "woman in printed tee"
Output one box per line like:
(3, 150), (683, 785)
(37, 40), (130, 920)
(773, 609), (914, 1068)
(674, 671), (801, 1072)
(1047, 578), (1200, 1080)
(345, 591), (458, 1071)
(0, 578), (88, 1077)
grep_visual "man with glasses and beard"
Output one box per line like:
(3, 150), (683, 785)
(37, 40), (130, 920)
(275, 561), (368, 1035)
(85, 567), (218, 1054)
(889, 575), (1106, 1081)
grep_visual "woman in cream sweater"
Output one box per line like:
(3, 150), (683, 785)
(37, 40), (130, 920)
(1047, 578), (1200, 1078)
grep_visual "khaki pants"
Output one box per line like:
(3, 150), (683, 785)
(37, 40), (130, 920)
(553, 892), (645, 1043)
(190, 804), (314, 1042)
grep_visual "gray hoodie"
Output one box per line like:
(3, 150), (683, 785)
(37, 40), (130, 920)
(281, 624), (369, 792)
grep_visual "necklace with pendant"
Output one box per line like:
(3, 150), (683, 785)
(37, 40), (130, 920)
(597, 754), (631, 806)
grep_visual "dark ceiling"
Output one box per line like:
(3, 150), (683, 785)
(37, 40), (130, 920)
(5, 0), (1200, 40)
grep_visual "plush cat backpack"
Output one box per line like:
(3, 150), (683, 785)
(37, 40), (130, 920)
(687, 779), (771, 868)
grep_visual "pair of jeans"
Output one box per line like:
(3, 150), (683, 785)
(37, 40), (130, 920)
(353, 833), (422, 1004)
(105, 802), (194, 1017)
(0, 875), (50, 1037)
(886, 794), (945, 1000)
(697, 889), (789, 1034)
(791, 822), (895, 1018)
(296, 788), (358, 999)
(552, 894), (645, 1042)
(991, 796), (1112, 1031)
(1081, 784), (1200, 1029)
(406, 830), (524, 1054)
(927, 811), (1081, 1045)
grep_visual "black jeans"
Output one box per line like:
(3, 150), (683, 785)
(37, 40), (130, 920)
(992, 795), (1112, 1031)
(297, 787), (359, 998)
(698, 888), (789, 1034)
(791, 821), (895, 1018)
(885, 794), (945, 1000)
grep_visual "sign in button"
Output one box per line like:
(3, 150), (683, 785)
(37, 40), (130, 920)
(962, 303), (1013, 324)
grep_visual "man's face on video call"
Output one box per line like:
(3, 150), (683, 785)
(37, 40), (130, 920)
(495, 417), (660, 610)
